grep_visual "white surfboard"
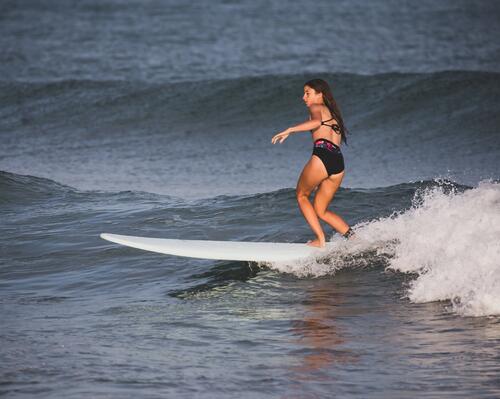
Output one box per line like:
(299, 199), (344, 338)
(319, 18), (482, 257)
(100, 233), (334, 262)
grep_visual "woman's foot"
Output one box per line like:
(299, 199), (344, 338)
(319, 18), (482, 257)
(306, 238), (326, 248)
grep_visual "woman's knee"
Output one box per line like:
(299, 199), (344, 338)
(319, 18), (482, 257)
(314, 203), (327, 220)
(296, 188), (310, 201)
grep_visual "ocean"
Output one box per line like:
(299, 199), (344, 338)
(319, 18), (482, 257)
(1, 0), (500, 398)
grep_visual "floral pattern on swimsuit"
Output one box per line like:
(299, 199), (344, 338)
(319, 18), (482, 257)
(314, 139), (339, 152)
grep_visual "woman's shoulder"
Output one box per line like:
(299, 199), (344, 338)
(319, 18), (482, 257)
(310, 104), (334, 120)
(308, 104), (326, 117)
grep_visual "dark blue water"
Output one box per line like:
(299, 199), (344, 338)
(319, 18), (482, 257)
(1, 0), (500, 398)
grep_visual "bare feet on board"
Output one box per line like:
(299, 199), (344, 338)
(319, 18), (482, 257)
(306, 238), (326, 248)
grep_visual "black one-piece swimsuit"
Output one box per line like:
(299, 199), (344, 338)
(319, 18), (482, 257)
(312, 118), (345, 176)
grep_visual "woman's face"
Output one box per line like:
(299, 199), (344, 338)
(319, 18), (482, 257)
(303, 85), (323, 107)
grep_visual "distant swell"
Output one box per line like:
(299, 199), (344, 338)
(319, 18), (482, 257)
(0, 170), (74, 205)
(2, 70), (499, 139)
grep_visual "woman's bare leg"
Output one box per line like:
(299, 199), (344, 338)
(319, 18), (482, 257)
(313, 172), (350, 235)
(296, 156), (329, 247)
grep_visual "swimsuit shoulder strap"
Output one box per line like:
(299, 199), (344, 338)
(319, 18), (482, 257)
(320, 117), (341, 134)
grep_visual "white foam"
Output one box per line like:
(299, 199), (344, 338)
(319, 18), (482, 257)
(375, 180), (500, 317)
(268, 180), (500, 317)
(264, 235), (376, 278)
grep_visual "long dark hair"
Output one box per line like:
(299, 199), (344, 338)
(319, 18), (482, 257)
(304, 78), (348, 144)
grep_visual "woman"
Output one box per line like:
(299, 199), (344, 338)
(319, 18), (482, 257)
(271, 79), (353, 248)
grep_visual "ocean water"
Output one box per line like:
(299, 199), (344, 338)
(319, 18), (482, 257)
(1, 0), (500, 398)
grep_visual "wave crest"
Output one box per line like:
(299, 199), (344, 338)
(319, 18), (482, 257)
(267, 180), (500, 317)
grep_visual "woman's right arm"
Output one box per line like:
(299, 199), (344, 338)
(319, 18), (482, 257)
(271, 105), (322, 144)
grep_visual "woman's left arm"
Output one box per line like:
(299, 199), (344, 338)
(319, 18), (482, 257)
(271, 105), (322, 144)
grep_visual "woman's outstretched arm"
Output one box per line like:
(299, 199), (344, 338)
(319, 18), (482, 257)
(271, 105), (322, 144)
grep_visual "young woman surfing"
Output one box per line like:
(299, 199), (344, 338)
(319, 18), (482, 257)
(271, 79), (353, 248)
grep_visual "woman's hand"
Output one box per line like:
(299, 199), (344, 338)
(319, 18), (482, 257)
(271, 129), (291, 144)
